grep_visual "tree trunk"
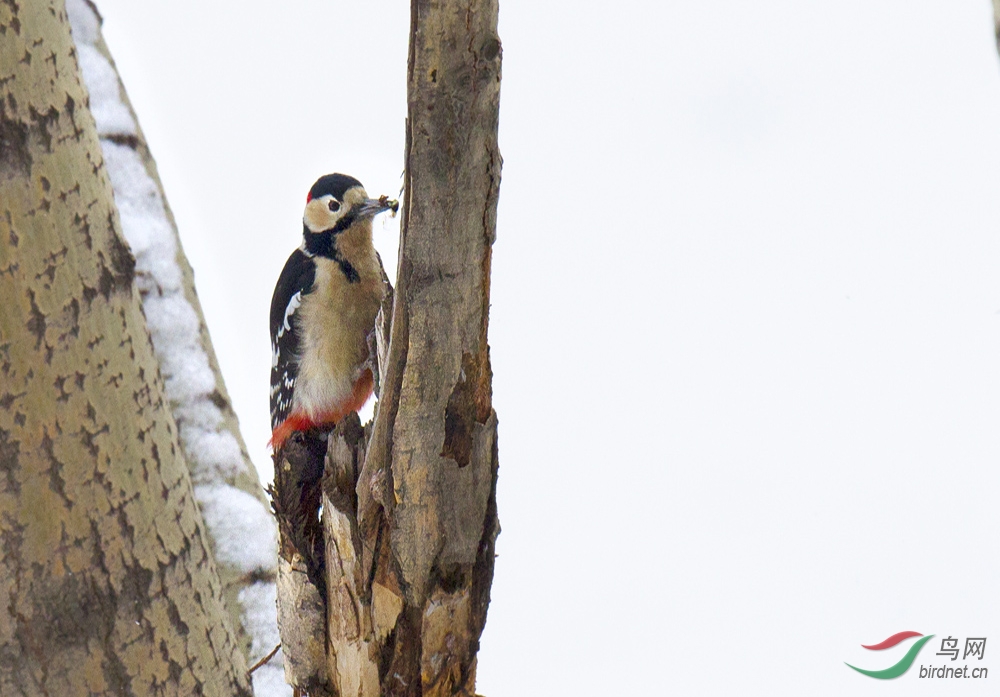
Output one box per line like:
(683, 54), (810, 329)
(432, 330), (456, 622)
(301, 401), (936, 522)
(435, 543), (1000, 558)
(273, 0), (502, 694)
(359, 0), (502, 692)
(64, 2), (285, 692)
(0, 2), (251, 694)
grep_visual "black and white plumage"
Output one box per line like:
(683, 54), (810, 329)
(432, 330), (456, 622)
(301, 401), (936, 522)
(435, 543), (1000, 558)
(268, 173), (395, 449)
(269, 249), (314, 432)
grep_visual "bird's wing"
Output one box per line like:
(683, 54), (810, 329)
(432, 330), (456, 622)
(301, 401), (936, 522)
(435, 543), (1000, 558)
(270, 249), (316, 431)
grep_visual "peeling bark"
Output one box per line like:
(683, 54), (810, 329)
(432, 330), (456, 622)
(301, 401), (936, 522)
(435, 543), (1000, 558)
(272, 0), (501, 694)
(367, 1), (502, 689)
(0, 1), (251, 694)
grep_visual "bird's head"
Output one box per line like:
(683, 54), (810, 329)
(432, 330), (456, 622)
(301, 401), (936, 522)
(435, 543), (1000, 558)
(302, 173), (397, 237)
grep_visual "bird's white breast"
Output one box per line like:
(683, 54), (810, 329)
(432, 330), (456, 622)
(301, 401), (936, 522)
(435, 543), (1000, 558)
(292, 256), (383, 419)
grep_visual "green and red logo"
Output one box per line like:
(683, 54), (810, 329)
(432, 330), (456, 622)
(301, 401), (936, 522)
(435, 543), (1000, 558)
(845, 631), (934, 679)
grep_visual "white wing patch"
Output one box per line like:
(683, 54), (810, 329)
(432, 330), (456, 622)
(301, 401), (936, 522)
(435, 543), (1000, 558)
(271, 290), (303, 426)
(279, 291), (302, 338)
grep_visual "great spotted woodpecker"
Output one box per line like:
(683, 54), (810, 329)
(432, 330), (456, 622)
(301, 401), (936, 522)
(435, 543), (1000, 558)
(269, 173), (396, 450)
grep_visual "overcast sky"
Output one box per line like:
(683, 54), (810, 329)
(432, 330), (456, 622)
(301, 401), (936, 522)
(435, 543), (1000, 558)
(95, 1), (1000, 694)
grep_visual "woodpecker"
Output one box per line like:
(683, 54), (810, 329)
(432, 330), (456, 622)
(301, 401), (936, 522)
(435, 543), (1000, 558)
(269, 173), (396, 450)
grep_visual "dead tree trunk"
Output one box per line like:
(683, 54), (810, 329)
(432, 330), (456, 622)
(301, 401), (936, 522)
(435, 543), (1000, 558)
(273, 0), (501, 694)
(0, 1), (251, 694)
(354, 0), (502, 692)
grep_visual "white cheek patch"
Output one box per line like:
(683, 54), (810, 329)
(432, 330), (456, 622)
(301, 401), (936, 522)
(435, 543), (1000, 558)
(304, 195), (343, 233)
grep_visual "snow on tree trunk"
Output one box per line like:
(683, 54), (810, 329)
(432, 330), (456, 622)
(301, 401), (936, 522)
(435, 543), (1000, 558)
(0, 1), (252, 695)
(64, 2), (287, 693)
(272, 0), (502, 694)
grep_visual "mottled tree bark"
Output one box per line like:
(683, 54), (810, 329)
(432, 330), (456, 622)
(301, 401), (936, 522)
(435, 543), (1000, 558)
(0, 2), (251, 695)
(65, 2), (282, 687)
(273, 0), (501, 694)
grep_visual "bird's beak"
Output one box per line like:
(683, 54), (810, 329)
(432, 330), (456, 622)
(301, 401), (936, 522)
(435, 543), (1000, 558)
(356, 196), (399, 218)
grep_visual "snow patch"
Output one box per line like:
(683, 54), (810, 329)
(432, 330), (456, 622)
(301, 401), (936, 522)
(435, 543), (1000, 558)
(240, 582), (292, 697)
(194, 484), (277, 574)
(101, 143), (183, 291)
(75, 44), (137, 137)
(173, 398), (225, 431)
(65, 0), (99, 44)
(251, 662), (292, 697)
(181, 427), (247, 482)
(141, 293), (200, 336)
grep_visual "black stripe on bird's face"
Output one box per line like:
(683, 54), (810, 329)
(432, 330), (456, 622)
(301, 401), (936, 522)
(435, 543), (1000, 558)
(300, 224), (360, 286)
(300, 225), (361, 284)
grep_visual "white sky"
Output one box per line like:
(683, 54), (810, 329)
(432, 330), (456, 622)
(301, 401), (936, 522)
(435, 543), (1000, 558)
(95, 1), (1000, 694)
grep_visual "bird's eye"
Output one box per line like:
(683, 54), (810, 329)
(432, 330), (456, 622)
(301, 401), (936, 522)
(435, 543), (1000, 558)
(328, 200), (341, 212)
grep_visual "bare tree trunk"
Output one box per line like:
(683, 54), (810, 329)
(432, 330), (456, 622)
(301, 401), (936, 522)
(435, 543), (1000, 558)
(355, 0), (502, 692)
(65, 3), (285, 691)
(273, 0), (501, 694)
(0, 2), (251, 694)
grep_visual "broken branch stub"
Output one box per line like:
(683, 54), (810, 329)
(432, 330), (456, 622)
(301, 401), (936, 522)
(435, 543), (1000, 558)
(272, 432), (330, 694)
